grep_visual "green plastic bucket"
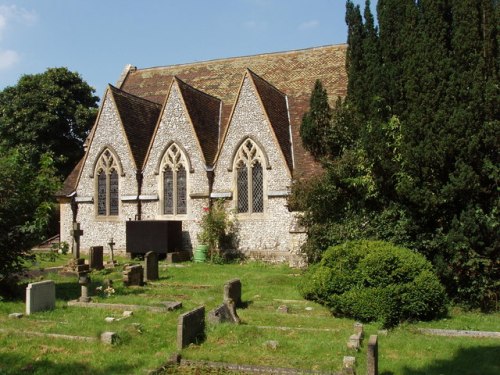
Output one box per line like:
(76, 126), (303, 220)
(194, 244), (209, 262)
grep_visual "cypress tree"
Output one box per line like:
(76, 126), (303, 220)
(300, 79), (332, 160)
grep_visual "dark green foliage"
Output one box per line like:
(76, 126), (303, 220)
(299, 241), (447, 327)
(300, 80), (332, 159)
(0, 146), (60, 287)
(0, 67), (99, 177)
(296, 0), (499, 309)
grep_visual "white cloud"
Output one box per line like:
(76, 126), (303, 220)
(0, 5), (37, 39)
(298, 20), (320, 31)
(0, 49), (19, 70)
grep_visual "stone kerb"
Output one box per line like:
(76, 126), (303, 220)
(89, 246), (104, 270)
(26, 280), (56, 315)
(144, 251), (159, 281)
(177, 306), (205, 350)
(223, 279), (242, 307)
(367, 335), (378, 375)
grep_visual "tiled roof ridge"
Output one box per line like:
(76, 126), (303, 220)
(173, 76), (222, 103)
(122, 43), (346, 76)
(108, 84), (162, 111)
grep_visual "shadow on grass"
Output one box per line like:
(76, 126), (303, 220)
(0, 352), (141, 375)
(399, 345), (500, 375)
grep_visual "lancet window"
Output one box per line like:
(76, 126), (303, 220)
(161, 144), (188, 215)
(95, 149), (120, 216)
(234, 139), (265, 214)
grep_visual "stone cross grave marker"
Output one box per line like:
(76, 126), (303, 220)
(144, 251), (159, 281)
(89, 246), (104, 270)
(26, 280), (56, 315)
(70, 222), (83, 259)
(108, 237), (116, 264)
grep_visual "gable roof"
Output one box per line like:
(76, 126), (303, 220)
(174, 77), (221, 165)
(109, 85), (162, 170)
(120, 44), (347, 179)
(247, 69), (293, 172)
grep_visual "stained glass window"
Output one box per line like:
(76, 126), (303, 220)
(164, 166), (174, 214)
(97, 170), (107, 215)
(109, 169), (119, 215)
(177, 165), (187, 214)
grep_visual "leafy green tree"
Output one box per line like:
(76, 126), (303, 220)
(0, 67), (99, 177)
(300, 80), (332, 159)
(0, 146), (60, 289)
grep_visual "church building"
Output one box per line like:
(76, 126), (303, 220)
(57, 44), (347, 265)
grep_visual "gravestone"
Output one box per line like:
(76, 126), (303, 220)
(367, 335), (378, 375)
(144, 251), (159, 281)
(89, 246), (104, 270)
(177, 306), (205, 350)
(123, 264), (144, 286)
(26, 280), (56, 315)
(223, 278), (242, 307)
(208, 299), (240, 324)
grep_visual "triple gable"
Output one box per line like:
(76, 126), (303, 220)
(61, 69), (294, 198)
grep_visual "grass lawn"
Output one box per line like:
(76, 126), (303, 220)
(1, 253), (499, 374)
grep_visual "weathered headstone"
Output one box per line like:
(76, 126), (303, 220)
(123, 264), (144, 286)
(367, 335), (378, 375)
(26, 280), (55, 315)
(223, 278), (242, 307)
(89, 246), (104, 270)
(208, 300), (240, 324)
(144, 251), (159, 281)
(177, 306), (205, 350)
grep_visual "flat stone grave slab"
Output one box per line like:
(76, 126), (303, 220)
(67, 300), (182, 312)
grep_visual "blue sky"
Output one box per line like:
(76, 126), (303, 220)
(0, 0), (373, 98)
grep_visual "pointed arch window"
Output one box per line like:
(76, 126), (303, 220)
(234, 139), (265, 214)
(161, 144), (188, 215)
(95, 149), (120, 216)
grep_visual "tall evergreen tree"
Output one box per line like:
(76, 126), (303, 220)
(298, 0), (500, 309)
(300, 79), (332, 160)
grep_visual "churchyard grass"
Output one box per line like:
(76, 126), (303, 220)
(1, 257), (499, 374)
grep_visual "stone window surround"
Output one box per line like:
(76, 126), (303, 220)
(93, 147), (122, 220)
(158, 142), (190, 219)
(232, 138), (268, 215)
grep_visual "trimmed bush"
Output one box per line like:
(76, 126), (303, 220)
(299, 240), (448, 327)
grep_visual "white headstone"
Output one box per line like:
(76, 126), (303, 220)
(26, 280), (55, 315)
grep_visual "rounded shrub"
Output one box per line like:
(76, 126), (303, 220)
(299, 240), (448, 327)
